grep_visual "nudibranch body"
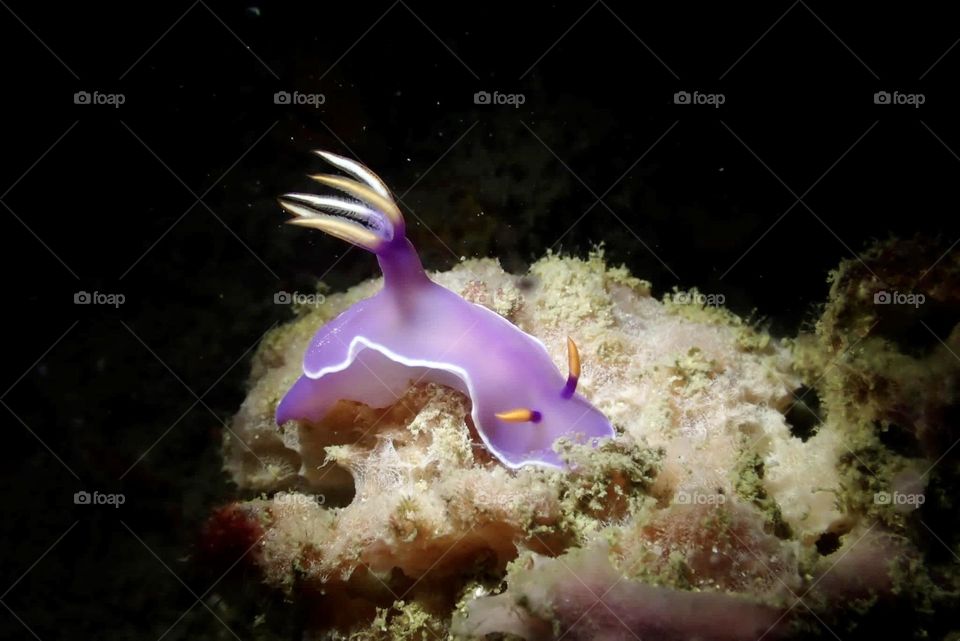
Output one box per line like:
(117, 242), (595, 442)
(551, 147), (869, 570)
(275, 152), (615, 468)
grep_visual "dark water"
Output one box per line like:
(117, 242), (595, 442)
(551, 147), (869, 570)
(1, 2), (958, 639)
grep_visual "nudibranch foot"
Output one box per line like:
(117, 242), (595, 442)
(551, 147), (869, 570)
(275, 151), (616, 469)
(277, 345), (435, 426)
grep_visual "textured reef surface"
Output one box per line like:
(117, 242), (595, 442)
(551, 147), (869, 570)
(212, 238), (958, 640)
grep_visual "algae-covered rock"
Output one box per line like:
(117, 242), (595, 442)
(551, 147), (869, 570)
(212, 241), (958, 639)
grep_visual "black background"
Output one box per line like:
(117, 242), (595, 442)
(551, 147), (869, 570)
(1, 1), (957, 639)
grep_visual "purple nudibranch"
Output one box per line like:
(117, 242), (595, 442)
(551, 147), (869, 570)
(275, 151), (615, 468)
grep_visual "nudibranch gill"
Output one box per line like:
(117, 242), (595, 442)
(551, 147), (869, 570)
(274, 151), (615, 468)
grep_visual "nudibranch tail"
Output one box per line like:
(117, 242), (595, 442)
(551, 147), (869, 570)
(278, 151), (406, 254)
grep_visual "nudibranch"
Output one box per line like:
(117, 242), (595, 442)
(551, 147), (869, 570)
(275, 151), (615, 468)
